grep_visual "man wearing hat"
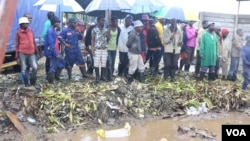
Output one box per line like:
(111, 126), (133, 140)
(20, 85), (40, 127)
(126, 20), (145, 84)
(220, 28), (231, 80)
(199, 22), (218, 81)
(241, 35), (250, 90)
(15, 17), (39, 86)
(58, 18), (88, 80)
(44, 16), (64, 83)
(118, 14), (134, 77)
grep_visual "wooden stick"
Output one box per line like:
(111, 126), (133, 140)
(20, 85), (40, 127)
(6, 111), (26, 134)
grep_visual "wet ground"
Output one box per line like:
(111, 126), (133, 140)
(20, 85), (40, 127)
(47, 112), (250, 141)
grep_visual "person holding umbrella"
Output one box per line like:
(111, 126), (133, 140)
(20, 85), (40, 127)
(58, 18), (88, 80)
(162, 18), (183, 82)
(199, 22), (218, 81)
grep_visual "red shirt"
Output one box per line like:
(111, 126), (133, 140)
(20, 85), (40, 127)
(16, 27), (35, 55)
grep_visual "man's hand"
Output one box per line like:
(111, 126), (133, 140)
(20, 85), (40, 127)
(92, 49), (95, 56)
(64, 43), (71, 48)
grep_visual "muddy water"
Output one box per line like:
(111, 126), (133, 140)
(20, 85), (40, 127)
(51, 112), (250, 141)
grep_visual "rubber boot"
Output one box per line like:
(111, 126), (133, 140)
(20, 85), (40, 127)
(139, 72), (145, 83)
(66, 67), (72, 80)
(30, 73), (37, 85)
(222, 75), (226, 80)
(170, 70), (176, 82)
(227, 74), (232, 81)
(80, 67), (88, 78)
(164, 67), (170, 80)
(199, 72), (205, 81)
(100, 68), (107, 82)
(47, 73), (55, 84)
(208, 73), (216, 81)
(127, 74), (133, 84)
(55, 69), (62, 80)
(95, 67), (100, 83)
(22, 74), (29, 87)
(232, 74), (237, 82)
(150, 67), (155, 76)
(107, 68), (113, 82)
(184, 64), (190, 72)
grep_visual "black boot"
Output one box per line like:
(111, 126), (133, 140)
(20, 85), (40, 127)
(199, 72), (205, 81)
(139, 72), (145, 83)
(66, 67), (72, 80)
(208, 73), (216, 81)
(164, 67), (170, 80)
(222, 75), (226, 80)
(127, 74), (133, 84)
(95, 67), (100, 83)
(100, 68), (107, 81)
(47, 73), (55, 84)
(232, 74), (237, 81)
(170, 70), (176, 82)
(107, 68), (113, 82)
(80, 67), (88, 78)
(55, 69), (62, 80)
(184, 64), (190, 72)
(22, 74), (29, 87)
(227, 75), (232, 81)
(30, 73), (37, 85)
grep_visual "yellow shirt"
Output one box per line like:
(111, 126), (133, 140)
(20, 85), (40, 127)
(155, 21), (164, 43)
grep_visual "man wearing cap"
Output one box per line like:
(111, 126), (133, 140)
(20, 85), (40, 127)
(126, 20), (145, 84)
(15, 17), (39, 86)
(195, 20), (208, 76)
(227, 29), (244, 81)
(44, 16), (64, 83)
(241, 35), (250, 90)
(146, 19), (162, 76)
(220, 29), (231, 80)
(91, 17), (108, 83)
(58, 18), (88, 80)
(185, 20), (197, 72)
(118, 15), (133, 77)
(141, 14), (150, 60)
(42, 12), (55, 77)
(199, 22), (218, 81)
(162, 18), (183, 82)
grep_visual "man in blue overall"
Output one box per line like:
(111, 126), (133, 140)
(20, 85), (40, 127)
(58, 18), (88, 80)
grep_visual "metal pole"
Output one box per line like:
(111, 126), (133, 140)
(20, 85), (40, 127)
(234, 1), (240, 36)
(0, 0), (19, 70)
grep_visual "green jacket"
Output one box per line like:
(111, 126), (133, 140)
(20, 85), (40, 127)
(199, 31), (218, 67)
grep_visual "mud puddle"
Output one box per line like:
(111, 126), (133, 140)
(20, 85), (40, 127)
(48, 112), (250, 141)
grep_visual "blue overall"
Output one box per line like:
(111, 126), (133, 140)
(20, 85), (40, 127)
(44, 26), (64, 73)
(241, 45), (250, 90)
(58, 27), (84, 67)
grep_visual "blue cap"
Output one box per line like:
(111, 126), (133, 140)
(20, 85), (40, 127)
(68, 18), (77, 23)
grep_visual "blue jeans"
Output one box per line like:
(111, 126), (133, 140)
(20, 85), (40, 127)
(228, 57), (240, 76)
(242, 72), (250, 90)
(200, 66), (215, 73)
(19, 53), (37, 76)
(107, 50), (117, 74)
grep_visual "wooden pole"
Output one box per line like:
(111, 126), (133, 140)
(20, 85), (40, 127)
(234, 1), (240, 36)
(0, 0), (19, 70)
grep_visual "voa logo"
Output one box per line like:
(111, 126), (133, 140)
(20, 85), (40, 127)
(226, 129), (247, 136)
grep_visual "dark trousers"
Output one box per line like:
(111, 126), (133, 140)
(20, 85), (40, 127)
(163, 53), (179, 71)
(215, 57), (220, 76)
(195, 50), (201, 75)
(185, 47), (195, 71)
(45, 58), (50, 75)
(118, 52), (129, 77)
(146, 49), (162, 73)
(107, 50), (117, 75)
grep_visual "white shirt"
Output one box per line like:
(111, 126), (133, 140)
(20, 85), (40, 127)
(118, 25), (134, 52)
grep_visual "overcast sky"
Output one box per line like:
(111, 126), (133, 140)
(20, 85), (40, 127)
(157, 0), (250, 15)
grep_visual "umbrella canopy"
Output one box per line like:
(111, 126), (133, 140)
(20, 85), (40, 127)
(33, 0), (84, 12)
(85, 0), (131, 13)
(164, 7), (199, 21)
(127, 0), (165, 14)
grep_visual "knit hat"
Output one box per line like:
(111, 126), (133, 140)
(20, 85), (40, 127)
(221, 28), (229, 36)
(51, 16), (60, 25)
(141, 14), (149, 20)
(19, 17), (29, 24)
(133, 20), (143, 27)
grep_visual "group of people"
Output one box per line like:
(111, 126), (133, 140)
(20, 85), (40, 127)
(15, 12), (250, 90)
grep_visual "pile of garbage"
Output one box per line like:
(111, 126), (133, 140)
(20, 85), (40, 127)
(0, 73), (249, 133)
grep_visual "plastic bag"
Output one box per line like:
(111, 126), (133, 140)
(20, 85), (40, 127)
(96, 122), (131, 138)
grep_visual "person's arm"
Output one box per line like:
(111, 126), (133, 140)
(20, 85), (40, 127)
(126, 33), (135, 48)
(31, 30), (39, 58)
(15, 32), (20, 59)
(233, 36), (242, 50)
(48, 28), (58, 57)
(58, 29), (71, 48)
(241, 48), (250, 65)
(91, 29), (96, 56)
(199, 34), (205, 59)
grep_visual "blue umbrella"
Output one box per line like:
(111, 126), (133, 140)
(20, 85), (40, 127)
(165, 7), (199, 21)
(127, 0), (165, 14)
(33, 0), (84, 13)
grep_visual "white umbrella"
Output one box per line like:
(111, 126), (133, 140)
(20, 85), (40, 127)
(85, 0), (131, 13)
(128, 0), (165, 14)
(33, 0), (84, 13)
